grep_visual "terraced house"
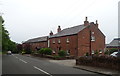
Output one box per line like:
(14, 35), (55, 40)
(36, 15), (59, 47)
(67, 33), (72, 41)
(22, 36), (48, 51)
(49, 17), (105, 56)
(23, 17), (105, 57)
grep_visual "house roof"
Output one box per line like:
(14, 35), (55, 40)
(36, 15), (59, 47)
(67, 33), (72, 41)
(24, 36), (48, 43)
(107, 38), (120, 47)
(49, 25), (88, 38)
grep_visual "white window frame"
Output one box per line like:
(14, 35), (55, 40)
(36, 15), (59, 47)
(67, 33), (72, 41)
(92, 32), (94, 34)
(52, 40), (55, 44)
(66, 38), (70, 43)
(91, 36), (95, 41)
(58, 39), (60, 43)
(92, 50), (94, 54)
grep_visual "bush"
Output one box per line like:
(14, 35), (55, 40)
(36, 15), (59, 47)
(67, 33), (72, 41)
(44, 48), (52, 55)
(38, 48), (45, 55)
(95, 51), (99, 55)
(38, 48), (52, 55)
(53, 55), (61, 59)
(109, 48), (118, 54)
(104, 50), (109, 55)
(21, 50), (26, 54)
(58, 50), (67, 57)
(76, 56), (120, 70)
(85, 52), (89, 56)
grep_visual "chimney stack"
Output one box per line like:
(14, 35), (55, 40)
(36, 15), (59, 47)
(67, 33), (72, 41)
(84, 17), (89, 26)
(57, 25), (61, 33)
(50, 31), (53, 36)
(95, 20), (98, 27)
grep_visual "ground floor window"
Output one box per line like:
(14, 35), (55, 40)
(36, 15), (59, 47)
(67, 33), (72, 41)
(67, 50), (70, 55)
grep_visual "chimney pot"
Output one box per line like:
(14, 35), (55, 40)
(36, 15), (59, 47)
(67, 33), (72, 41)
(95, 20), (98, 27)
(57, 25), (61, 33)
(50, 31), (53, 36)
(84, 17), (89, 26)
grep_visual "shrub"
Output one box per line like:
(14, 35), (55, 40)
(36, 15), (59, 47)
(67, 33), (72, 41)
(44, 48), (52, 55)
(53, 55), (61, 59)
(95, 51), (99, 55)
(104, 50), (109, 55)
(85, 52), (89, 56)
(58, 50), (67, 57)
(38, 48), (45, 55)
(21, 50), (26, 54)
(38, 48), (52, 55)
(109, 48), (118, 54)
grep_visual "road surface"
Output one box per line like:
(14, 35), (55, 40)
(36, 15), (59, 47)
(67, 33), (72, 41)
(2, 54), (105, 76)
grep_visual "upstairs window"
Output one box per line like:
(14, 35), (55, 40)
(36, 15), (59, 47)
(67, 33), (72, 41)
(58, 39), (61, 44)
(91, 36), (95, 41)
(91, 32), (94, 34)
(52, 40), (55, 44)
(66, 38), (70, 43)
(92, 50), (94, 55)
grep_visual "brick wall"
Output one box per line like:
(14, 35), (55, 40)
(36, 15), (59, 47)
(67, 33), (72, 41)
(49, 35), (78, 56)
(30, 41), (48, 51)
(77, 24), (105, 56)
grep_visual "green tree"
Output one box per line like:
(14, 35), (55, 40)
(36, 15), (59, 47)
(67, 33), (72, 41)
(1, 16), (17, 53)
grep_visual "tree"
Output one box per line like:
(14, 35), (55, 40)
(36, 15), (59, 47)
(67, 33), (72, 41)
(17, 44), (22, 52)
(1, 16), (17, 53)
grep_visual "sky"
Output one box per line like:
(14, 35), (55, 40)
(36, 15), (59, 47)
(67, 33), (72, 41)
(0, 0), (119, 44)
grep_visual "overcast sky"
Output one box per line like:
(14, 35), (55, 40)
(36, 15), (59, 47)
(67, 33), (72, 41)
(0, 0), (119, 44)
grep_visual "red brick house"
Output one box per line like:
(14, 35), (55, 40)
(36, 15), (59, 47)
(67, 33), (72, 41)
(23, 36), (48, 51)
(49, 17), (105, 56)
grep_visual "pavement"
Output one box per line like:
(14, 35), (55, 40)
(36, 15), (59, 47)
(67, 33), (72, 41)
(25, 54), (120, 76)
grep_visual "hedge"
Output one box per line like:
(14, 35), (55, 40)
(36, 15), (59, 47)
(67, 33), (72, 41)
(76, 56), (120, 71)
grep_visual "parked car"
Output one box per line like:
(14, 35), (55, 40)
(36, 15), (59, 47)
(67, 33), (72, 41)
(7, 51), (12, 55)
(110, 51), (120, 58)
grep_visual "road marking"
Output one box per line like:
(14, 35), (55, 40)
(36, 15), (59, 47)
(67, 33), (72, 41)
(15, 57), (18, 58)
(33, 66), (52, 76)
(19, 59), (27, 63)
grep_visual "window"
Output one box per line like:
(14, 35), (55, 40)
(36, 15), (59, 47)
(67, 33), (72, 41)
(99, 50), (102, 54)
(91, 36), (95, 41)
(52, 40), (55, 44)
(92, 32), (94, 34)
(92, 50), (94, 55)
(67, 50), (70, 55)
(58, 39), (60, 43)
(66, 38), (70, 43)
(52, 50), (55, 54)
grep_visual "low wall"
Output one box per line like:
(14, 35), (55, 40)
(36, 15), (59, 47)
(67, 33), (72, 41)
(76, 56), (120, 71)
(31, 54), (75, 60)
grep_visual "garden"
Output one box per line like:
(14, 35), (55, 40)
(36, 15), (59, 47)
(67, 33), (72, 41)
(21, 48), (75, 60)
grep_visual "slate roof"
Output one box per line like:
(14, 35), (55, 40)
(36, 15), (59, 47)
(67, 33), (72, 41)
(107, 38), (120, 47)
(24, 36), (48, 43)
(49, 25), (88, 38)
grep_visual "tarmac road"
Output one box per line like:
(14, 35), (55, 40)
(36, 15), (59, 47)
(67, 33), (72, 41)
(2, 54), (105, 76)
